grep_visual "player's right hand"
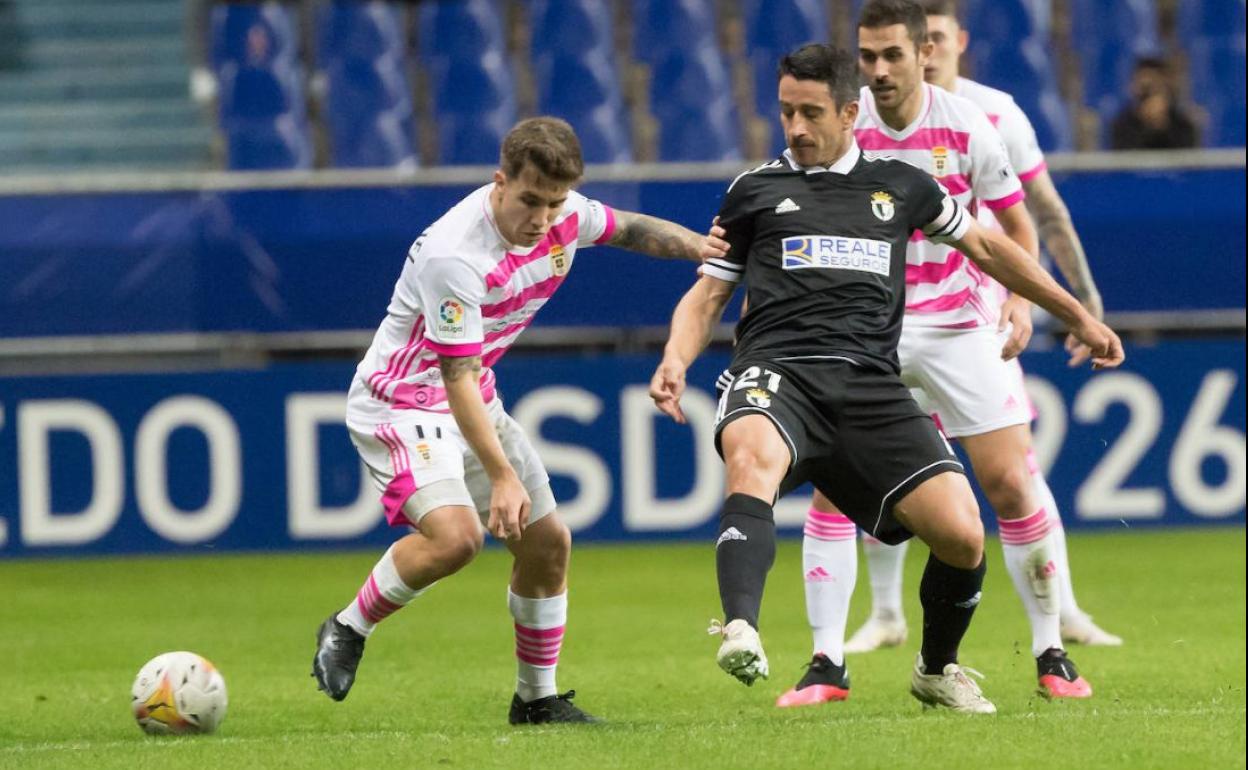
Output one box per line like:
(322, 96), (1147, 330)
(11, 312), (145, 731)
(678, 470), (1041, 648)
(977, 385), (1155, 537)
(650, 358), (688, 424)
(1069, 318), (1125, 370)
(487, 472), (530, 542)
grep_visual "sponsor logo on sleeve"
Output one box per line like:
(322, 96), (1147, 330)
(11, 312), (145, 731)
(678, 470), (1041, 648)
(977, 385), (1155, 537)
(781, 235), (892, 277)
(437, 297), (467, 339)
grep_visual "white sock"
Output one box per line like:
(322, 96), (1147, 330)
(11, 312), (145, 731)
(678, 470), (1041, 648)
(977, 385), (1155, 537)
(862, 534), (908, 622)
(1029, 456), (1083, 621)
(999, 509), (1063, 656)
(509, 588), (567, 702)
(803, 507), (858, 666)
(337, 544), (429, 637)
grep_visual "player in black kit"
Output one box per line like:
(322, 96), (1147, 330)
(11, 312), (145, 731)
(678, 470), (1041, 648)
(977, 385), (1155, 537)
(649, 45), (1124, 713)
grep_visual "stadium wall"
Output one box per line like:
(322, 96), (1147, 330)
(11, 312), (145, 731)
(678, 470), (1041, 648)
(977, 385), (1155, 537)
(0, 153), (1244, 557)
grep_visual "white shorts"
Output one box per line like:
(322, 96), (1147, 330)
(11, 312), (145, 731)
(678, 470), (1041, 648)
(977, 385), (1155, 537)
(898, 324), (1033, 439)
(347, 397), (556, 530)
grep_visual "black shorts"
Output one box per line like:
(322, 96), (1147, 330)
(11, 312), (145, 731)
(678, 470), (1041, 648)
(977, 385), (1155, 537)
(713, 358), (964, 545)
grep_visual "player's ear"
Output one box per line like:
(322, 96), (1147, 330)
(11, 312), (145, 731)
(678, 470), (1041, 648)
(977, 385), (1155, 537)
(493, 169), (507, 189)
(917, 39), (934, 66)
(957, 29), (969, 55)
(841, 100), (859, 129)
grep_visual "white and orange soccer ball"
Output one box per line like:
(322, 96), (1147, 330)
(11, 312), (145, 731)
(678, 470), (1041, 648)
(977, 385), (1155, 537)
(131, 651), (228, 735)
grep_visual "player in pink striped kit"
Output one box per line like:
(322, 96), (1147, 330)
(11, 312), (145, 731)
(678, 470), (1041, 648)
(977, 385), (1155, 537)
(778, 0), (1095, 708)
(312, 117), (715, 724)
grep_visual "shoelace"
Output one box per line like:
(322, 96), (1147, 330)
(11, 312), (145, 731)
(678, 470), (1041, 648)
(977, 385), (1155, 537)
(707, 619), (724, 636)
(950, 665), (987, 694)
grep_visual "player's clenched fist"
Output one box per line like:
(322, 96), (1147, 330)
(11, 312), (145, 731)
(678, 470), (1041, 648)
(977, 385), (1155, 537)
(650, 358), (688, 424)
(1068, 318), (1125, 370)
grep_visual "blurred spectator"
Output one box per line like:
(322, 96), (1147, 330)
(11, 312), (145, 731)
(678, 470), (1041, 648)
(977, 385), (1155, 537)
(1110, 57), (1199, 150)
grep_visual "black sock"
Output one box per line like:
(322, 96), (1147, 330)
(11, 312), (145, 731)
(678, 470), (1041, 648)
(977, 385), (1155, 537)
(715, 493), (776, 629)
(919, 552), (986, 672)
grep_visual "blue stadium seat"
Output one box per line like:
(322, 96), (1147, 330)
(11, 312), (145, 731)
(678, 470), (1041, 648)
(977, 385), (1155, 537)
(961, 0), (1050, 45)
(741, 0), (827, 59)
(630, 0), (717, 64)
(1187, 36), (1247, 147)
(533, 50), (632, 163)
(1016, 88), (1074, 151)
(658, 100), (741, 162)
(417, 0), (506, 62)
(225, 115), (314, 169)
(1178, 0), (1248, 44)
(649, 44), (733, 121)
(218, 61), (306, 122)
(431, 52), (517, 164)
(530, 0), (613, 58)
(317, 1), (405, 64)
(967, 36), (1056, 103)
(210, 2), (299, 71)
(323, 57), (416, 167)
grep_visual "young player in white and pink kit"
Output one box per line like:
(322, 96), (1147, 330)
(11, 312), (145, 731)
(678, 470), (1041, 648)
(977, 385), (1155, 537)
(777, 0), (1096, 708)
(311, 117), (714, 724)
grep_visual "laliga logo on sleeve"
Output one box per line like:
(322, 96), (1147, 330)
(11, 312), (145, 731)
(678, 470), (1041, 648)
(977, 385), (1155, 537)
(437, 297), (466, 338)
(870, 190), (895, 222)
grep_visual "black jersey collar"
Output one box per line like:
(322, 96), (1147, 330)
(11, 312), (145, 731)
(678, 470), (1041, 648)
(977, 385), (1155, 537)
(782, 142), (861, 175)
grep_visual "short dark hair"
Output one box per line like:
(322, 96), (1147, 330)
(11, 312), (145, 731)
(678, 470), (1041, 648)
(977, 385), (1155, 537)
(1133, 55), (1169, 75)
(858, 0), (928, 49)
(500, 117), (584, 184)
(778, 44), (860, 110)
(917, 0), (959, 20)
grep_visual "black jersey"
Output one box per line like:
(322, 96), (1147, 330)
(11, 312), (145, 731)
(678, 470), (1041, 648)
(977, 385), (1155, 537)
(702, 145), (969, 374)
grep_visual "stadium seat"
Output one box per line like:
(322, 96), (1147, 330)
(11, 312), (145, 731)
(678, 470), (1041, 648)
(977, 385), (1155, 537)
(1016, 88), (1074, 151)
(1178, 0), (1248, 45)
(648, 44), (733, 122)
(741, 0), (827, 59)
(225, 114), (313, 169)
(657, 100), (742, 162)
(533, 50), (632, 163)
(630, 0), (717, 64)
(416, 0), (506, 62)
(317, 1), (405, 64)
(961, 0), (1050, 46)
(530, 0), (613, 58)
(1187, 36), (1247, 147)
(967, 36), (1056, 105)
(430, 52), (517, 164)
(218, 61), (305, 123)
(210, 2), (299, 71)
(323, 57), (416, 168)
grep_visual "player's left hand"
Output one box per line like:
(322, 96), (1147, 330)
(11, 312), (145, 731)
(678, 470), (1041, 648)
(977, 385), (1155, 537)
(998, 295), (1033, 360)
(649, 358), (688, 424)
(697, 217), (730, 272)
(1069, 318), (1125, 369)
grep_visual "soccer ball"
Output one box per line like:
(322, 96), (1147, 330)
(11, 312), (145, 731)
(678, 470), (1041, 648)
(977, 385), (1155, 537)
(131, 651), (228, 735)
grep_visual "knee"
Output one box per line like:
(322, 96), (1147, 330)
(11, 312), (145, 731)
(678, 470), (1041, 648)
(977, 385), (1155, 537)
(723, 445), (783, 487)
(435, 521), (484, 573)
(946, 512), (984, 568)
(980, 463), (1032, 518)
(533, 517), (571, 566)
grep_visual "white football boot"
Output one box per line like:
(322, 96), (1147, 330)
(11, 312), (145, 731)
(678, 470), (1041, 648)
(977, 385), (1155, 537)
(709, 619), (769, 686)
(844, 611), (908, 654)
(909, 654), (997, 714)
(1061, 612), (1124, 646)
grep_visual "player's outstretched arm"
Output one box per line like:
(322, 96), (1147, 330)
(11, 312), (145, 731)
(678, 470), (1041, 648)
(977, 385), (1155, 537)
(952, 221), (1124, 369)
(1023, 170), (1103, 320)
(651, 276), (737, 423)
(993, 202), (1040, 360)
(441, 354), (530, 540)
(607, 210), (729, 262)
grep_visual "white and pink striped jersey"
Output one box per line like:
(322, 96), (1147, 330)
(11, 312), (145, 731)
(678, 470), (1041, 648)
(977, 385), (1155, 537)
(954, 77), (1047, 186)
(855, 83), (1024, 327)
(346, 183), (615, 425)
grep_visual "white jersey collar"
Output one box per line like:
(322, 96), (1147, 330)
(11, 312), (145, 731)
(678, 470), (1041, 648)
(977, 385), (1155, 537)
(782, 141), (861, 175)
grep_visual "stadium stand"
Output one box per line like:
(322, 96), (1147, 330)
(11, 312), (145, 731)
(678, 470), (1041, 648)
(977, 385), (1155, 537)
(649, 43), (743, 161)
(211, 1), (312, 169)
(315, 1), (416, 169)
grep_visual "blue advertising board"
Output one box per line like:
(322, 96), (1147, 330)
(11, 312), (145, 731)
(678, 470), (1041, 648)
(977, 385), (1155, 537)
(0, 167), (1243, 339)
(0, 340), (1242, 558)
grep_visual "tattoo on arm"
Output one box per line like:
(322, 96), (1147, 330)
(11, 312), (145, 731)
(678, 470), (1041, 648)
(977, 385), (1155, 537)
(439, 355), (482, 383)
(608, 211), (701, 261)
(1024, 175), (1098, 303)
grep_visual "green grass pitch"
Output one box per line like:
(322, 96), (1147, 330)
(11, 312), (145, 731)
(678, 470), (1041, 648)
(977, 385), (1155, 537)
(1, 528), (1243, 770)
